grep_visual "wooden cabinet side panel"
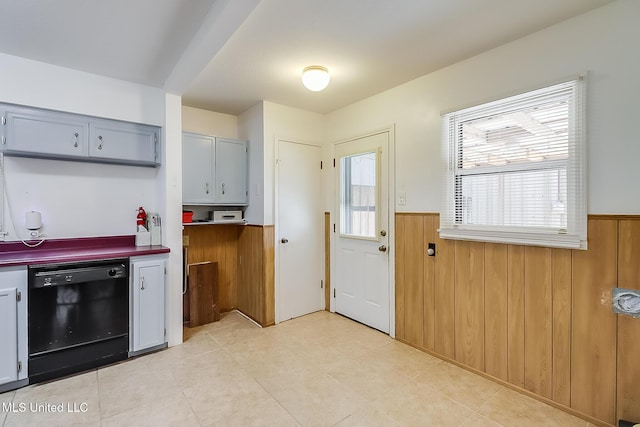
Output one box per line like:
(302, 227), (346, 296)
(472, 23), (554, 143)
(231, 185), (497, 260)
(617, 219), (640, 423)
(571, 219), (617, 424)
(484, 243), (508, 381)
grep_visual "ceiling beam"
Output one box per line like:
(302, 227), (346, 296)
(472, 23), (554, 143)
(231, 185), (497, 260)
(163, 0), (261, 95)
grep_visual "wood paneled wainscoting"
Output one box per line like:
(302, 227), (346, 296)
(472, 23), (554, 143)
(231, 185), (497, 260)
(395, 213), (640, 427)
(182, 224), (275, 327)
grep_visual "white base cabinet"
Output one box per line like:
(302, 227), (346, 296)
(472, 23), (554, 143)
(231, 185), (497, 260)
(130, 256), (167, 354)
(0, 267), (27, 390)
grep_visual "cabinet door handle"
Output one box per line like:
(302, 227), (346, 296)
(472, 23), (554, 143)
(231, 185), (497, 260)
(221, 183), (225, 195)
(74, 132), (79, 148)
(205, 182), (209, 194)
(141, 277), (145, 290)
(97, 135), (103, 150)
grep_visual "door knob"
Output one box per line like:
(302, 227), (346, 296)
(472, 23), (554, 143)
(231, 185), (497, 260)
(380, 230), (387, 236)
(378, 245), (387, 252)
(281, 238), (289, 244)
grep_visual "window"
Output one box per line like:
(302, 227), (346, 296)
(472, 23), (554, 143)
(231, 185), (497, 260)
(340, 151), (378, 239)
(440, 77), (587, 249)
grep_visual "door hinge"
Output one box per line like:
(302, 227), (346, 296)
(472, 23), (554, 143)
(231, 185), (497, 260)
(333, 223), (336, 233)
(16, 291), (21, 302)
(17, 361), (22, 372)
(321, 280), (323, 289)
(164, 328), (167, 337)
(333, 288), (336, 298)
(320, 161), (323, 169)
(333, 158), (336, 167)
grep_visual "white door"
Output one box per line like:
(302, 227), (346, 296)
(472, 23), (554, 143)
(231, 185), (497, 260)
(334, 132), (390, 333)
(277, 140), (323, 321)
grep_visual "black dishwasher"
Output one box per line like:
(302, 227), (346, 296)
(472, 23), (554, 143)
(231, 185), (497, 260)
(28, 259), (129, 384)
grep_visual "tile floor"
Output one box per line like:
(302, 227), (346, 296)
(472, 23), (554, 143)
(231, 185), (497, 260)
(0, 311), (595, 426)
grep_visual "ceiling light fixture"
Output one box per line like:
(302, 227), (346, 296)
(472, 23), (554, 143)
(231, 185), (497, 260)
(302, 66), (330, 92)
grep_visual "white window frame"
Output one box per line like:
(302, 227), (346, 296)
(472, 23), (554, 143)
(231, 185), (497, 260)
(440, 76), (587, 249)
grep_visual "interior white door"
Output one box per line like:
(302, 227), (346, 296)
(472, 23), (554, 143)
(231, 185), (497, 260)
(334, 132), (390, 333)
(277, 140), (323, 321)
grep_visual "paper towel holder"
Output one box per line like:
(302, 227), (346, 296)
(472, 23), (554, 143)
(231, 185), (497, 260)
(26, 210), (42, 237)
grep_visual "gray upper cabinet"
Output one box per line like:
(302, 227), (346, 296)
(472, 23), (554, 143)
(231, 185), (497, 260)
(3, 106), (89, 158)
(0, 103), (160, 167)
(89, 120), (158, 166)
(182, 132), (216, 204)
(182, 132), (248, 206)
(215, 138), (248, 205)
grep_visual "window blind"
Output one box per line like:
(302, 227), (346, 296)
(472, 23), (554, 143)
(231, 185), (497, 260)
(440, 77), (587, 249)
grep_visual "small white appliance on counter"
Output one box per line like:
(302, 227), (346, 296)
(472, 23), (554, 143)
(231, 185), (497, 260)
(211, 210), (244, 223)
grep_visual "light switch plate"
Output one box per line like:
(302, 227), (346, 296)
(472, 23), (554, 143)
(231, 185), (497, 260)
(182, 235), (189, 247)
(398, 192), (406, 206)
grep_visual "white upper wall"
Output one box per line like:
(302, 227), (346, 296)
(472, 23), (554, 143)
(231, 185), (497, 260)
(0, 52), (167, 239)
(263, 101), (325, 225)
(326, 0), (640, 215)
(182, 105), (238, 138)
(238, 102), (265, 225)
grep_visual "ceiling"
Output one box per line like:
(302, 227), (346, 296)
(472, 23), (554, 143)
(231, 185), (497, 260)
(0, 0), (615, 115)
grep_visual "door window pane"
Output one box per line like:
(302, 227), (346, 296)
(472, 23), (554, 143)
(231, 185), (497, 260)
(340, 151), (377, 238)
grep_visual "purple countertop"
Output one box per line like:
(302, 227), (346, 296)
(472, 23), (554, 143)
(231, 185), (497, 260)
(0, 235), (170, 266)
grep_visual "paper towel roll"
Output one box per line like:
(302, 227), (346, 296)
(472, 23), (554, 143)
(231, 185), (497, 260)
(26, 211), (42, 230)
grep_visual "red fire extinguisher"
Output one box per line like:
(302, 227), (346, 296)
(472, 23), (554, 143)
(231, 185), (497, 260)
(136, 206), (147, 228)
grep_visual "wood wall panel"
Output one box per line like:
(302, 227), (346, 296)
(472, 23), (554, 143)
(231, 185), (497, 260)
(552, 248), (572, 407)
(484, 243), (508, 381)
(423, 215), (436, 351)
(507, 245), (525, 387)
(434, 221), (455, 358)
(238, 225), (265, 325)
(395, 215), (406, 340)
(263, 226), (275, 326)
(617, 220), (640, 423)
(183, 224), (240, 311)
(395, 213), (639, 425)
(454, 240), (485, 371)
(404, 215), (424, 347)
(571, 219), (617, 425)
(524, 246), (553, 399)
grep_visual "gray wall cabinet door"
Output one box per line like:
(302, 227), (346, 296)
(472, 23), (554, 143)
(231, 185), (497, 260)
(89, 120), (158, 166)
(182, 132), (215, 204)
(215, 138), (248, 205)
(4, 107), (89, 158)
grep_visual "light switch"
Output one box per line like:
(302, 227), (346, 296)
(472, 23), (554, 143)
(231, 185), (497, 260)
(398, 192), (406, 206)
